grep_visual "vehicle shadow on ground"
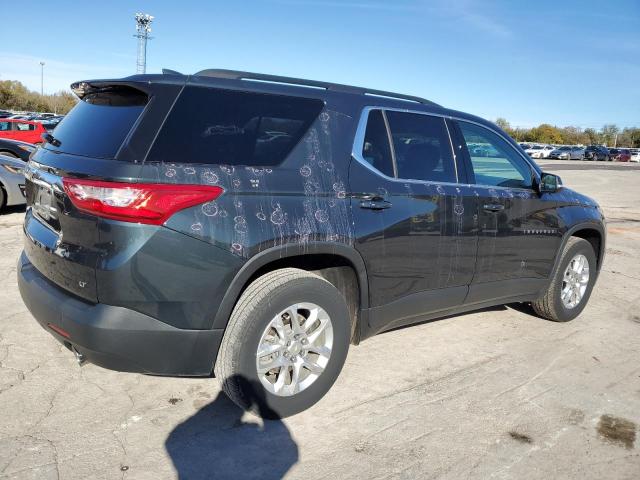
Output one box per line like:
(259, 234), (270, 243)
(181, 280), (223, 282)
(1, 205), (26, 215)
(165, 375), (298, 480)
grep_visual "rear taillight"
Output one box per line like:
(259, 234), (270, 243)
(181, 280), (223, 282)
(62, 178), (223, 225)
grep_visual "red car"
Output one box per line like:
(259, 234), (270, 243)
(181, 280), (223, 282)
(0, 119), (46, 144)
(615, 149), (631, 162)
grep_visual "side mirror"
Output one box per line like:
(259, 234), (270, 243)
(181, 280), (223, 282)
(538, 172), (562, 194)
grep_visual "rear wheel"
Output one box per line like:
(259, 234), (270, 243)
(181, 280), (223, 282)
(0, 187), (5, 211)
(215, 268), (351, 418)
(532, 237), (597, 322)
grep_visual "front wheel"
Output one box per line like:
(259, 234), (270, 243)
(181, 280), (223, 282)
(532, 237), (597, 322)
(215, 268), (351, 418)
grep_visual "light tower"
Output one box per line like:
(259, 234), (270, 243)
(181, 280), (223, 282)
(134, 13), (154, 74)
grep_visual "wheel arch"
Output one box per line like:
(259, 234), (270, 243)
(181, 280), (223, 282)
(551, 222), (606, 280)
(211, 242), (369, 344)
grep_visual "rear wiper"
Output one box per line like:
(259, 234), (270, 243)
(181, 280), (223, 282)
(41, 133), (62, 147)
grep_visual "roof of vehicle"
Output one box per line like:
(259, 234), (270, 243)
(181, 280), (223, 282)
(71, 68), (525, 161)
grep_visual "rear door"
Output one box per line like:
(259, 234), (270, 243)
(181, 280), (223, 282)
(452, 120), (562, 303)
(350, 108), (477, 332)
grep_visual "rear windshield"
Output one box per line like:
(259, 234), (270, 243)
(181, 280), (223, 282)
(44, 86), (147, 159)
(146, 86), (324, 166)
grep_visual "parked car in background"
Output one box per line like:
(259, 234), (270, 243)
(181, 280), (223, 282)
(0, 153), (26, 211)
(0, 110), (12, 119)
(548, 146), (583, 160)
(611, 148), (631, 162)
(629, 148), (640, 162)
(570, 146), (585, 160)
(18, 68), (605, 418)
(525, 145), (554, 159)
(0, 138), (36, 161)
(584, 145), (610, 161)
(0, 119), (46, 144)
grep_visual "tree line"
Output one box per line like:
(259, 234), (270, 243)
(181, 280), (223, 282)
(0, 80), (77, 115)
(495, 118), (639, 148)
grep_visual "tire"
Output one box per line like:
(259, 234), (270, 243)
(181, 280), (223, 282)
(532, 237), (597, 322)
(0, 187), (5, 212)
(215, 268), (351, 418)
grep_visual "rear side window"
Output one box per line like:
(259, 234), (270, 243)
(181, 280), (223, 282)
(44, 86), (147, 159)
(385, 111), (456, 183)
(361, 110), (395, 177)
(147, 87), (324, 166)
(16, 123), (35, 131)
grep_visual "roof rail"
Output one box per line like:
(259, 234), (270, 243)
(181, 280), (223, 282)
(193, 69), (439, 107)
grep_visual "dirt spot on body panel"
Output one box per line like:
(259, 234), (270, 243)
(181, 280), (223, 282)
(597, 415), (636, 449)
(508, 431), (533, 444)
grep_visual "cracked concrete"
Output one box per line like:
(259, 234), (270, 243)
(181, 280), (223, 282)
(1, 160), (639, 479)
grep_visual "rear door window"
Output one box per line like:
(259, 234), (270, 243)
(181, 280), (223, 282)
(385, 111), (457, 183)
(146, 87), (324, 166)
(43, 86), (147, 159)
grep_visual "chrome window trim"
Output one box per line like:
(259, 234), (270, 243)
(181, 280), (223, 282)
(351, 105), (541, 187)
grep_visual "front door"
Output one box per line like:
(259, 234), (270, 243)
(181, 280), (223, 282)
(350, 109), (477, 333)
(451, 120), (562, 304)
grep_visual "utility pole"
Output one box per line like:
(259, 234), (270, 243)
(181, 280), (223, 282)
(134, 13), (154, 74)
(39, 61), (45, 96)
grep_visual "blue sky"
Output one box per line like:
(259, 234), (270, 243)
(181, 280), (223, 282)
(1, 0), (638, 128)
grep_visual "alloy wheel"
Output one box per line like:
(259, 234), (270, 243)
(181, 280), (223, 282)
(561, 254), (590, 309)
(256, 303), (333, 396)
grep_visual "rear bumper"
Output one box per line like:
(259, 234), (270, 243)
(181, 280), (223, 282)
(17, 252), (222, 376)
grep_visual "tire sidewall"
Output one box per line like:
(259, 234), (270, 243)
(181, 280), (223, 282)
(231, 276), (350, 417)
(551, 240), (597, 321)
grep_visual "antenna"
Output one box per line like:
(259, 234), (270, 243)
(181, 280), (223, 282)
(134, 13), (154, 74)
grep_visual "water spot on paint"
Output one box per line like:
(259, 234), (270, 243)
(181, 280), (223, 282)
(250, 179), (260, 188)
(377, 187), (388, 197)
(304, 181), (320, 195)
(165, 168), (176, 178)
(202, 171), (219, 184)
(256, 212), (266, 221)
(271, 207), (287, 225)
(315, 210), (329, 223)
(202, 202), (219, 217)
(436, 185), (445, 195)
(232, 178), (241, 188)
(319, 112), (330, 122)
(265, 169), (273, 174)
(234, 200), (243, 208)
(219, 210), (228, 218)
(454, 205), (464, 216)
(300, 165), (312, 177)
(191, 222), (202, 232)
(184, 167), (196, 175)
(328, 199), (336, 207)
(231, 243), (243, 252)
(220, 165), (235, 175)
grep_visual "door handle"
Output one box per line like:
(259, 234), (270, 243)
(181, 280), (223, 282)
(483, 203), (505, 212)
(360, 199), (392, 210)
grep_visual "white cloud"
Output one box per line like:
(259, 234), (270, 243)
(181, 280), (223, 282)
(0, 52), (131, 94)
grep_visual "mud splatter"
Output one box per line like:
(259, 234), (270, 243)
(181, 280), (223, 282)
(597, 414), (636, 449)
(168, 397), (183, 405)
(508, 431), (533, 444)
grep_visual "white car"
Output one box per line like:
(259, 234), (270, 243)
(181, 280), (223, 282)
(629, 148), (640, 162)
(525, 144), (554, 159)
